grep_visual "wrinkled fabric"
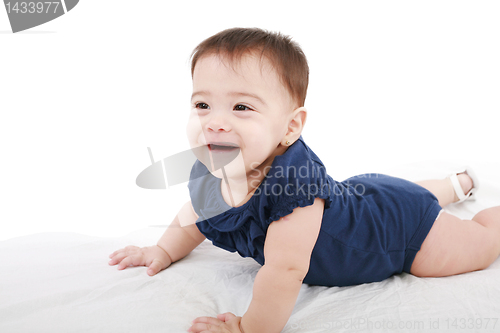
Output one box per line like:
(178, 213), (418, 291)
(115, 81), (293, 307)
(2, 228), (500, 333)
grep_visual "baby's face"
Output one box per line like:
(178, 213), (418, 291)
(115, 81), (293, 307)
(187, 53), (294, 180)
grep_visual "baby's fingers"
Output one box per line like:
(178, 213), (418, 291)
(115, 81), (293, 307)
(116, 254), (146, 270)
(108, 251), (130, 266)
(109, 250), (121, 259)
(116, 257), (133, 270)
(109, 245), (139, 258)
(109, 247), (125, 258)
(147, 259), (164, 276)
(189, 316), (224, 332)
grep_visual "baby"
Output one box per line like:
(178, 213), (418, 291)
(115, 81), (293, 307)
(109, 28), (500, 333)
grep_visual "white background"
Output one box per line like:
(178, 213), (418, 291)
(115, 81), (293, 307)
(1, 0), (499, 241)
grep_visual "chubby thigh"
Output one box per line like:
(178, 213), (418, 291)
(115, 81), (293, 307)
(410, 211), (498, 277)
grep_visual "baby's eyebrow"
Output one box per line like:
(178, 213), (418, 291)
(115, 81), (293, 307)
(227, 91), (267, 106)
(191, 90), (267, 106)
(191, 90), (209, 100)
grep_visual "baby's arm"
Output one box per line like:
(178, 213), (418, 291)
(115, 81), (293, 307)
(109, 201), (205, 275)
(241, 198), (324, 333)
(157, 201), (205, 263)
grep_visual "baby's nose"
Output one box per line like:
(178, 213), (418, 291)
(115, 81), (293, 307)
(206, 113), (231, 132)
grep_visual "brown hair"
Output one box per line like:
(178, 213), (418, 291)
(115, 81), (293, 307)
(190, 27), (309, 108)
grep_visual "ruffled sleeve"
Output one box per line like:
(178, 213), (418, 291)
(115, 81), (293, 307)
(255, 137), (333, 226)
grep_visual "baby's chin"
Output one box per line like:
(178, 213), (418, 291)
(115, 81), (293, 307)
(204, 162), (248, 181)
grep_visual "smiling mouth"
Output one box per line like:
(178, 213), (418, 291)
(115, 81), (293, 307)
(208, 142), (240, 152)
(200, 142), (241, 171)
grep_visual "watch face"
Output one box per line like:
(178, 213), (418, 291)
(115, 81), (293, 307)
(3, 0), (79, 33)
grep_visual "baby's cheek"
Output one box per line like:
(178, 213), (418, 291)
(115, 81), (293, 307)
(186, 116), (203, 144)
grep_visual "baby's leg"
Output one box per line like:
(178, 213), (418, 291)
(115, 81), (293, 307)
(415, 174), (473, 207)
(410, 207), (500, 277)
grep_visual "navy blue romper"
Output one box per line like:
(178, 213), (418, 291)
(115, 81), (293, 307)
(188, 136), (442, 287)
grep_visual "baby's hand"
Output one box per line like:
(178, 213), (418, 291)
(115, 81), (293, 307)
(189, 313), (242, 333)
(108, 245), (172, 276)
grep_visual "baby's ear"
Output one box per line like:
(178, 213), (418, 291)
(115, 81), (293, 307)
(286, 107), (307, 140)
(293, 106), (307, 127)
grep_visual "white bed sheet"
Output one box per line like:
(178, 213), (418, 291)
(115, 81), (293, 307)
(1, 161), (500, 333)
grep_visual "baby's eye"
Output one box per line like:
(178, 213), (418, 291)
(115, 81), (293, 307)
(234, 104), (252, 111)
(195, 102), (210, 110)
